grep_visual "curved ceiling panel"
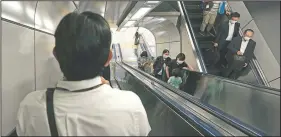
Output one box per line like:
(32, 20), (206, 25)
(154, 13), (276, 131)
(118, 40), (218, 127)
(76, 1), (106, 16)
(139, 17), (180, 44)
(104, 1), (129, 27)
(2, 1), (37, 28)
(35, 1), (76, 34)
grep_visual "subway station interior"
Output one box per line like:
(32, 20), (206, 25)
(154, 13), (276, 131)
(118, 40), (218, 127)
(1, 1), (280, 136)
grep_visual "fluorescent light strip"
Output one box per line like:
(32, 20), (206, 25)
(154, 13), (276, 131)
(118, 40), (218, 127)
(146, 1), (160, 4)
(124, 21), (136, 27)
(130, 7), (152, 20)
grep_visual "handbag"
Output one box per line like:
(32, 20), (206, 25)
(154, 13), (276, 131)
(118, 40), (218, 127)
(232, 55), (246, 71)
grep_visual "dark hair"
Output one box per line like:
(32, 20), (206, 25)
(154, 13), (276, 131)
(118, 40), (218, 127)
(176, 53), (186, 61)
(231, 12), (240, 18)
(54, 11), (111, 81)
(244, 29), (254, 34)
(162, 49), (169, 54)
(140, 51), (148, 57)
(135, 32), (139, 37)
(165, 57), (171, 64)
(172, 68), (181, 77)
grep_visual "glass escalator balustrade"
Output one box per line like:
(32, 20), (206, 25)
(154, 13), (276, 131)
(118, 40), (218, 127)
(180, 69), (280, 136)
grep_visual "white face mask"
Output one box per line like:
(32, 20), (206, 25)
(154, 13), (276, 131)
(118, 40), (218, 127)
(177, 60), (184, 64)
(244, 36), (251, 41)
(163, 54), (169, 59)
(230, 20), (237, 24)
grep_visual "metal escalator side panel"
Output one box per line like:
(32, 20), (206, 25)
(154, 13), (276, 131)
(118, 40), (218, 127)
(119, 62), (248, 136)
(177, 1), (208, 73)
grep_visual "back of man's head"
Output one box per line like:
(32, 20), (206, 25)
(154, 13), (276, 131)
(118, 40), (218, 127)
(54, 11), (112, 81)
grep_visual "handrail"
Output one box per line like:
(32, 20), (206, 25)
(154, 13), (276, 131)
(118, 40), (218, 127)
(122, 60), (267, 136)
(116, 42), (273, 136)
(225, 1), (270, 87)
(139, 34), (153, 57)
(177, 1), (208, 73)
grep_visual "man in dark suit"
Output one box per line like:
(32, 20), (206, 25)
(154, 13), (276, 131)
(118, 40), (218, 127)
(222, 29), (256, 79)
(213, 12), (241, 68)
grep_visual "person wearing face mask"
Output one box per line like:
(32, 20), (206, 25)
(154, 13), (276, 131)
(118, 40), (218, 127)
(166, 53), (194, 80)
(222, 29), (256, 79)
(153, 49), (170, 80)
(199, 0), (230, 37)
(214, 12), (240, 69)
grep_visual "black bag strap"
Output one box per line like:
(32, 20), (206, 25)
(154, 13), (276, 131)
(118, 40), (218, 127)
(46, 88), (59, 136)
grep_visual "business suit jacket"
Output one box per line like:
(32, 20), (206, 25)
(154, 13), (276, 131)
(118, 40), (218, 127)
(226, 36), (256, 68)
(214, 21), (240, 50)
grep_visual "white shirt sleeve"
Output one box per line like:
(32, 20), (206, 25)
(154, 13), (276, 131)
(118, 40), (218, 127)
(134, 109), (151, 136)
(133, 96), (151, 136)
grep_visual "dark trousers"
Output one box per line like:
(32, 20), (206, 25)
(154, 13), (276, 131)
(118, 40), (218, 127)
(215, 14), (229, 31)
(155, 74), (162, 80)
(216, 41), (231, 68)
(222, 67), (240, 79)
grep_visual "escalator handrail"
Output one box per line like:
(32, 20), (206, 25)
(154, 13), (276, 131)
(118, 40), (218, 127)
(139, 34), (152, 57)
(116, 62), (233, 136)
(115, 39), (266, 136)
(177, 1), (208, 73)
(121, 61), (267, 136)
(224, 1), (270, 87)
(185, 68), (279, 93)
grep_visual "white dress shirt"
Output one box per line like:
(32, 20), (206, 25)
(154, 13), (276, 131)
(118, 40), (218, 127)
(240, 39), (249, 55)
(16, 77), (151, 136)
(226, 21), (235, 41)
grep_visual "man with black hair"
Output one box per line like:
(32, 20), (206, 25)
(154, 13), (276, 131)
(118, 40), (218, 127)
(223, 29), (256, 79)
(166, 53), (194, 79)
(16, 12), (151, 136)
(214, 12), (241, 68)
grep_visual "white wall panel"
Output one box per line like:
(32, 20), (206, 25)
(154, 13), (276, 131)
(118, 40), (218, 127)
(269, 78), (280, 89)
(180, 18), (199, 71)
(34, 32), (63, 90)
(168, 42), (180, 59)
(1, 21), (35, 136)
(156, 43), (169, 57)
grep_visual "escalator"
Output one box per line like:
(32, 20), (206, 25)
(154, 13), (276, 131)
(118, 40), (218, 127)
(183, 1), (219, 75)
(112, 43), (280, 136)
(179, 1), (268, 86)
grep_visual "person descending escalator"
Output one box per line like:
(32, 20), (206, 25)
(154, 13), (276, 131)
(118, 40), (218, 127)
(153, 49), (170, 80)
(199, 1), (230, 37)
(16, 11), (151, 136)
(166, 53), (194, 80)
(213, 12), (241, 69)
(168, 68), (183, 89)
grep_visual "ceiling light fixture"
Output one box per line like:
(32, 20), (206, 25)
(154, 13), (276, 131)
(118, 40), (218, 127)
(130, 7), (152, 20)
(146, 1), (160, 4)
